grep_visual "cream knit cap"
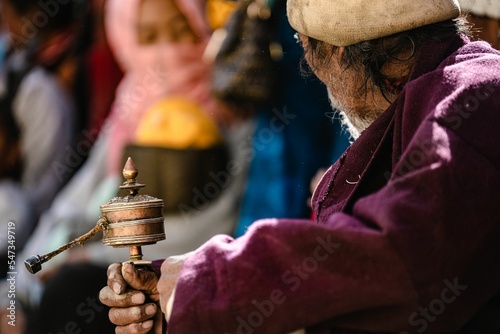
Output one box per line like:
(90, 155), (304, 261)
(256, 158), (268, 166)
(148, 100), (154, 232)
(287, 0), (461, 46)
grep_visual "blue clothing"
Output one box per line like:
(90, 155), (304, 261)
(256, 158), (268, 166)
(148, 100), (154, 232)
(234, 1), (350, 237)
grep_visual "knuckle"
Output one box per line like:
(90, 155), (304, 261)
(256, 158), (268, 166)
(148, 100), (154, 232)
(130, 306), (143, 319)
(108, 309), (120, 325)
(98, 287), (110, 304)
(108, 263), (121, 276)
(116, 323), (147, 334)
(115, 325), (140, 334)
(130, 324), (145, 334)
(141, 272), (157, 288)
(100, 287), (131, 307)
(107, 305), (150, 327)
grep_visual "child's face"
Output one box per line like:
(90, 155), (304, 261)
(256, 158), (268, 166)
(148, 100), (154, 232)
(137, 0), (197, 44)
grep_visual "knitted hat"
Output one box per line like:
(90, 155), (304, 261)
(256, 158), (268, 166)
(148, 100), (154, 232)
(287, 0), (461, 46)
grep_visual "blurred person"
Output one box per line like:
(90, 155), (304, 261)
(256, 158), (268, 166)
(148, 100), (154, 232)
(12, 0), (252, 332)
(0, 1), (82, 332)
(100, 0), (500, 333)
(233, 0), (350, 237)
(0, 0), (80, 277)
(0, 7), (8, 66)
(2, 0), (92, 132)
(0, 4), (31, 261)
(458, 0), (500, 48)
(85, 0), (123, 135)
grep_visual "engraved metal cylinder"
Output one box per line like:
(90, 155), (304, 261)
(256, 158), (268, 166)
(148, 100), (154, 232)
(100, 196), (165, 247)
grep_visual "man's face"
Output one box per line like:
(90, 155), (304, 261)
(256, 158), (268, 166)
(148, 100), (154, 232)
(298, 34), (349, 109)
(298, 33), (386, 139)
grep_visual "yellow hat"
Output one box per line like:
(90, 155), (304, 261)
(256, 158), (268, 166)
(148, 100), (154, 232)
(206, 0), (238, 30)
(287, 0), (461, 46)
(134, 97), (223, 149)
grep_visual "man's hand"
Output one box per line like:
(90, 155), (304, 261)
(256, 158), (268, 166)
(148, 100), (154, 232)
(99, 262), (163, 334)
(158, 253), (192, 319)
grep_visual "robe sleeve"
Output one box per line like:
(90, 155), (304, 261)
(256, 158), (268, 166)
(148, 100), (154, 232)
(166, 82), (500, 334)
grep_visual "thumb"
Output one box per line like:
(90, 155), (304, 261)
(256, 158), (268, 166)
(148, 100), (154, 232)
(121, 262), (159, 298)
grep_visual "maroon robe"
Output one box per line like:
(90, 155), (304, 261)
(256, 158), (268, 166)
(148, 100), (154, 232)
(166, 35), (500, 333)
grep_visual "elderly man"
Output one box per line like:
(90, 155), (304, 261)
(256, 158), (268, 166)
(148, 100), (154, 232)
(100, 0), (500, 332)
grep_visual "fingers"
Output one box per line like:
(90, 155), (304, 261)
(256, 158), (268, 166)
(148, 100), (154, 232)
(99, 286), (146, 308)
(108, 263), (127, 294)
(106, 262), (159, 298)
(121, 263), (159, 299)
(108, 303), (158, 326)
(152, 310), (164, 334)
(108, 304), (164, 334)
(103, 263), (164, 334)
(115, 320), (154, 334)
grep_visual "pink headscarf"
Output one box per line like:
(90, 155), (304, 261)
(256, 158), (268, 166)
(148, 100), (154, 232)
(104, 0), (221, 174)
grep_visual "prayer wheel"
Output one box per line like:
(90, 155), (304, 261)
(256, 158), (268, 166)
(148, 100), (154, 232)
(24, 158), (166, 274)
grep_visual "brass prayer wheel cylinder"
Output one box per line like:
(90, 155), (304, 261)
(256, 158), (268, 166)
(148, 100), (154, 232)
(100, 157), (166, 248)
(100, 196), (165, 247)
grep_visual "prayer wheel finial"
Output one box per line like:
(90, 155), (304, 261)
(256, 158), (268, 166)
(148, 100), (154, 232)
(123, 157), (138, 180)
(119, 157), (145, 195)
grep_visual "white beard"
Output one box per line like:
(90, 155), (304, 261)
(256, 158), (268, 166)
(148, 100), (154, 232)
(327, 88), (376, 141)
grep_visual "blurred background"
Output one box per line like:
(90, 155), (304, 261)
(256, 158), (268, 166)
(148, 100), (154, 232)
(0, 0), (497, 332)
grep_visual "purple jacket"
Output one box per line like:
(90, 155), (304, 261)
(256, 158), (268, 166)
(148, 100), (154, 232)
(167, 35), (500, 333)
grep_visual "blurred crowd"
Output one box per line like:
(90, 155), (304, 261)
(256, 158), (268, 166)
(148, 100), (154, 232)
(0, 0), (497, 332)
(0, 0), (347, 332)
